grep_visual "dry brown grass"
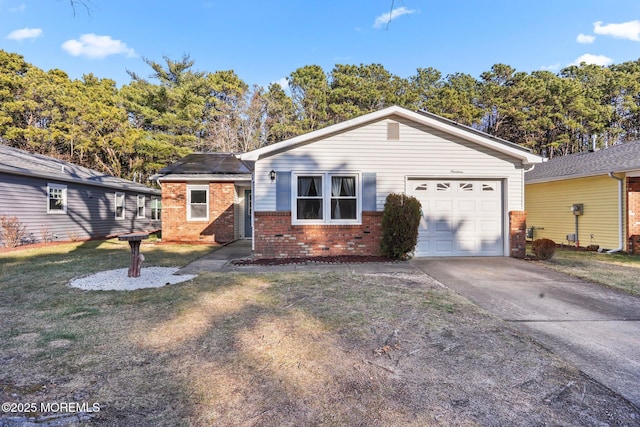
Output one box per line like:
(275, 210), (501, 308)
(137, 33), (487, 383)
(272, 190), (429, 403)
(1, 243), (639, 426)
(538, 247), (640, 296)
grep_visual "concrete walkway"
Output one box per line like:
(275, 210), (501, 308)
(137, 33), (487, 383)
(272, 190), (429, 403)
(411, 257), (640, 409)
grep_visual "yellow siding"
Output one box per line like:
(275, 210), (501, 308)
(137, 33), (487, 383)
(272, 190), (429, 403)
(525, 175), (624, 250)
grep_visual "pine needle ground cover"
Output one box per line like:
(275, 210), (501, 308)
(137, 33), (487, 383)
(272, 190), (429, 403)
(1, 242), (638, 426)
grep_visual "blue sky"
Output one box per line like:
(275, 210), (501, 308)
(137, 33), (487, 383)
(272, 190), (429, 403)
(1, 0), (640, 88)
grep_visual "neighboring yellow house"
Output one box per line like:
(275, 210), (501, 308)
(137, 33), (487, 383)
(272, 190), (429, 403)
(525, 141), (640, 253)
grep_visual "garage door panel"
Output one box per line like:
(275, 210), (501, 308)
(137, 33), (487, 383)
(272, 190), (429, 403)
(481, 219), (499, 231)
(434, 200), (453, 213)
(409, 179), (503, 257)
(458, 219), (476, 234)
(481, 200), (500, 213)
(434, 218), (454, 233)
(457, 200), (477, 213)
(435, 240), (453, 254)
(481, 239), (502, 252)
(457, 239), (478, 252)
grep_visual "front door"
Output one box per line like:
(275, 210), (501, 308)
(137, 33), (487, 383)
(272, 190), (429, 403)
(244, 189), (252, 238)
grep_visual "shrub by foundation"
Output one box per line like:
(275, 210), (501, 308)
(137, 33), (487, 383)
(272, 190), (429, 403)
(0, 216), (28, 248)
(532, 238), (556, 260)
(380, 193), (422, 260)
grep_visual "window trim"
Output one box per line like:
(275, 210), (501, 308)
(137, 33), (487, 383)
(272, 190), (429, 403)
(47, 183), (67, 214)
(291, 172), (361, 225)
(151, 197), (162, 221)
(137, 195), (146, 219)
(187, 184), (209, 221)
(115, 192), (125, 220)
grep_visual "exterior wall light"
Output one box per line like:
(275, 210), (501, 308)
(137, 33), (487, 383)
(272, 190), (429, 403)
(269, 170), (276, 181)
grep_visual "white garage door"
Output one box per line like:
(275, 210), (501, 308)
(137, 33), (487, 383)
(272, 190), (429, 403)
(408, 179), (504, 257)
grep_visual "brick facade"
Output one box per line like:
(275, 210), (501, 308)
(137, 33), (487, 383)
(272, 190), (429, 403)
(627, 177), (640, 253)
(509, 210), (527, 258)
(254, 211), (383, 259)
(161, 181), (235, 243)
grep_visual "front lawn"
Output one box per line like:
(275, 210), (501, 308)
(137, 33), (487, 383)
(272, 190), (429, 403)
(1, 241), (638, 426)
(534, 246), (640, 296)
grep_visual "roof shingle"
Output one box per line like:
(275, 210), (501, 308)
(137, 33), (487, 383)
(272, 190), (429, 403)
(525, 141), (640, 183)
(0, 143), (159, 194)
(157, 153), (253, 175)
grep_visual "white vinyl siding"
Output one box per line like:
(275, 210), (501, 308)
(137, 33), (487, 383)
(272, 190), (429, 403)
(187, 185), (209, 221)
(255, 117), (523, 214)
(47, 183), (67, 214)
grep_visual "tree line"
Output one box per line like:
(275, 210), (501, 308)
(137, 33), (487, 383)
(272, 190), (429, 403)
(1, 49), (639, 182)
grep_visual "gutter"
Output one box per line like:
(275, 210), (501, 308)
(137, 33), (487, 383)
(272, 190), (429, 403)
(607, 172), (624, 254)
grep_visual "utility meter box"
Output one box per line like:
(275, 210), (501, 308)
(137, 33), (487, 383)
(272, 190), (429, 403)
(571, 203), (584, 216)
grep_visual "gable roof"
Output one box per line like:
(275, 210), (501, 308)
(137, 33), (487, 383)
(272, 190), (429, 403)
(153, 152), (253, 182)
(241, 105), (542, 165)
(525, 140), (640, 184)
(0, 143), (160, 194)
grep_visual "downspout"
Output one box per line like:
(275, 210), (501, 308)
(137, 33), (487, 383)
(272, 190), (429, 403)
(607, 172), (624, 254)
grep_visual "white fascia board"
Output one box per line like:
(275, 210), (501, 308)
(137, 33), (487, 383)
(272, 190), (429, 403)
(241, 106), (542, 165)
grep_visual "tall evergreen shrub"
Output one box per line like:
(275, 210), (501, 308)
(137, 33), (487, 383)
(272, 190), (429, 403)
(380, 193), (422, 260)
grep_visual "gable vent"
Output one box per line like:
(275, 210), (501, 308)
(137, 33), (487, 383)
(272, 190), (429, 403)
(387, 122), (400, 140)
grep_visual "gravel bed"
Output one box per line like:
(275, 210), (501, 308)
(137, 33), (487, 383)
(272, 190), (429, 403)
(69, 267), (196, 291)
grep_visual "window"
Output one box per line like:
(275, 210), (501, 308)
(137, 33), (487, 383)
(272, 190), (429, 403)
(115, 193), (125, 219)
(331, 176), (357, 220)
(151, 197), (162, 220)
(47, 184), (67, 214)
(297, 176), (323, 220)
(436, 182), (451, 192)
(293, 173), (360, 224)
(459, 182), (474, 191)
(188, 185), (209, 221)
(137, 195), (146, 218)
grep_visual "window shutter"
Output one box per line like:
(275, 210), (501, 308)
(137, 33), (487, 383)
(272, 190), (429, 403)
(362, 172), (377, 211)
(275, 171), (291, 211)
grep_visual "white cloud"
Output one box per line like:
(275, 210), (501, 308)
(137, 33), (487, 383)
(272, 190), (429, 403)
(540, 63), (561, 71)
(593, 20), (640, 41)
(61, 34), (136, 59)
(373, 6), (416, 29)
(10, 4), (26, 12)
(570, 53), (613, 67)
(6, 27), (42, 41)
(576, 33), (595, 44)
(272, 77), (289, 91)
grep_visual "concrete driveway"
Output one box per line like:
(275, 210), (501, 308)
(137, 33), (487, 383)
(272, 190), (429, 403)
(411, 257), (640, 409)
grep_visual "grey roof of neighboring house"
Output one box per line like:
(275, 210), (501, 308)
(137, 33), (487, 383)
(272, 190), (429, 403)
(0, 143), (160, 194)
(525, 140), (640, 183)
(156, 153), (254, 176)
